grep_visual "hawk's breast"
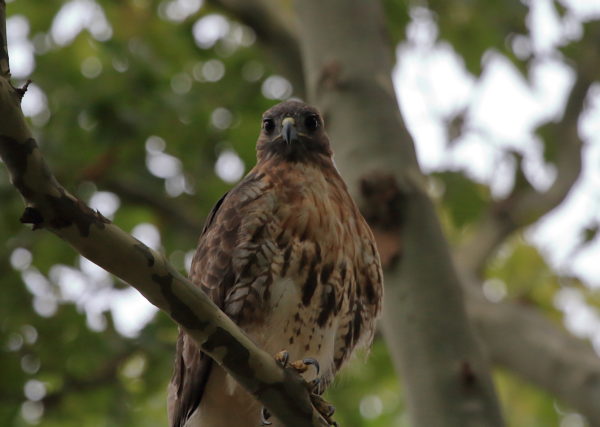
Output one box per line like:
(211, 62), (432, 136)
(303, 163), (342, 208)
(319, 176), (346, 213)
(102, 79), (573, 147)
(228, 160), (381, 385)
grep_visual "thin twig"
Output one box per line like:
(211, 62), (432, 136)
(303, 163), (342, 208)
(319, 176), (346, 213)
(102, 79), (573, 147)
(102, 179), (203, 236)
(456, 72), (593, 275)
(207, 0), (306, 98)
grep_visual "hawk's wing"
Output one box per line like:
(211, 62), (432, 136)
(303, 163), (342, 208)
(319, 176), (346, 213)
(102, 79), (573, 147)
(168, 191), (228, 427)
(168, 171), (271, 427)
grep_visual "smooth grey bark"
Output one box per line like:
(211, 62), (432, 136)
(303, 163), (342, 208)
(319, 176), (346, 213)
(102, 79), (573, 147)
(293, 1), (504, 426)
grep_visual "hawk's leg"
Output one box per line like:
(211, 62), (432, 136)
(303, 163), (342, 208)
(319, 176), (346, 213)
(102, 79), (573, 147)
(260, 351), (337, 426)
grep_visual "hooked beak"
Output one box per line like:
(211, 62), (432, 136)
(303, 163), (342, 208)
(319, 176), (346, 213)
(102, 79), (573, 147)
(281, 117), (298, 144)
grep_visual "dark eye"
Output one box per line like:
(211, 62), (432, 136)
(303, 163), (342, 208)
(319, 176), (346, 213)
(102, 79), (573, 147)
(263, 118), (275, 133)
(305, 115), (320, 131)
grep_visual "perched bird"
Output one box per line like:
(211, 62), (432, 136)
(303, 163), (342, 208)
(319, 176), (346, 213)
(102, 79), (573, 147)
(168, 100), (383, 427)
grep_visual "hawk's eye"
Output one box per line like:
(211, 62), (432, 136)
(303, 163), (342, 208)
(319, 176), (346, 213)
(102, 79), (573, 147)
(263, 118), (275, 133)
(305, 115), (320, 131)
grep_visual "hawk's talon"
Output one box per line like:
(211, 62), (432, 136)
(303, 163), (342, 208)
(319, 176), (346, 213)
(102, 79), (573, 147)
(288, 357), (320, 376)
(274, 350), (290, 367)
(270, 351), (336, 425)
(311, 394), (337, 426)
(308, 377), (324, 395)
(302, 357), (320, 376)
(324, 403), (335, 417)
(260, 407), (272, 425)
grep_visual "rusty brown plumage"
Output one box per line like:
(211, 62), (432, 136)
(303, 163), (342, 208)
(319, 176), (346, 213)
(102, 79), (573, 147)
(168, 100), (383, 427)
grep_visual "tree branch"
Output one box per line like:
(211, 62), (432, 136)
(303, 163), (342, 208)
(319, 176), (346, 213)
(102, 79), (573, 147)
(74, 143), (203, 236)
(456, 49), (598, 275)
(464, 283), (600, 423)
(294, 1), (504, 425)
(0, 12), (324, 427)
(207, 0), (306, 98)
(441, 23), (600, 423)
(102, 179), (203, 236)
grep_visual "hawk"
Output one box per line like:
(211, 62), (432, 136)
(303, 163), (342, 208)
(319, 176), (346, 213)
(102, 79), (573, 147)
(168, 100), (383, 426)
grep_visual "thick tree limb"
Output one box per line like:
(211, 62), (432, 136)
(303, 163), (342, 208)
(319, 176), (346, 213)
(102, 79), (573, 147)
(0, 20), (325, 427)
(294, 1), (504, 426)
(464, 283), (600, 422)
(452, 44), (600, 422)
(456, 57), (597, 275)
(207, 0), (306, 97)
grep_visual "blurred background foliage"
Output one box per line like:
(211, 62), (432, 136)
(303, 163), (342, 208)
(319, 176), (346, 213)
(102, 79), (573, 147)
(1, 0), (599, 426)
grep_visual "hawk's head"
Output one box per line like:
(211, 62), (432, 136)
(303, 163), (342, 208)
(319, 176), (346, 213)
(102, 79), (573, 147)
(256, 100), (333, 163)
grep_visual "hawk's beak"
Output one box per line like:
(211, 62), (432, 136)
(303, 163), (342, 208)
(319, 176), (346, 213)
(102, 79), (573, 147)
(281, 117), (298, 144)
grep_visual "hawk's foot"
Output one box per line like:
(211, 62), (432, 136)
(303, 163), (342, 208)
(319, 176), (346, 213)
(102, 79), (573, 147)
(274, 350), (289, 367)
(310, 394), (337, 427)
(259, 350), (337, 426)
(274, 350), (320, 376)
(258, 392), (337, 427)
